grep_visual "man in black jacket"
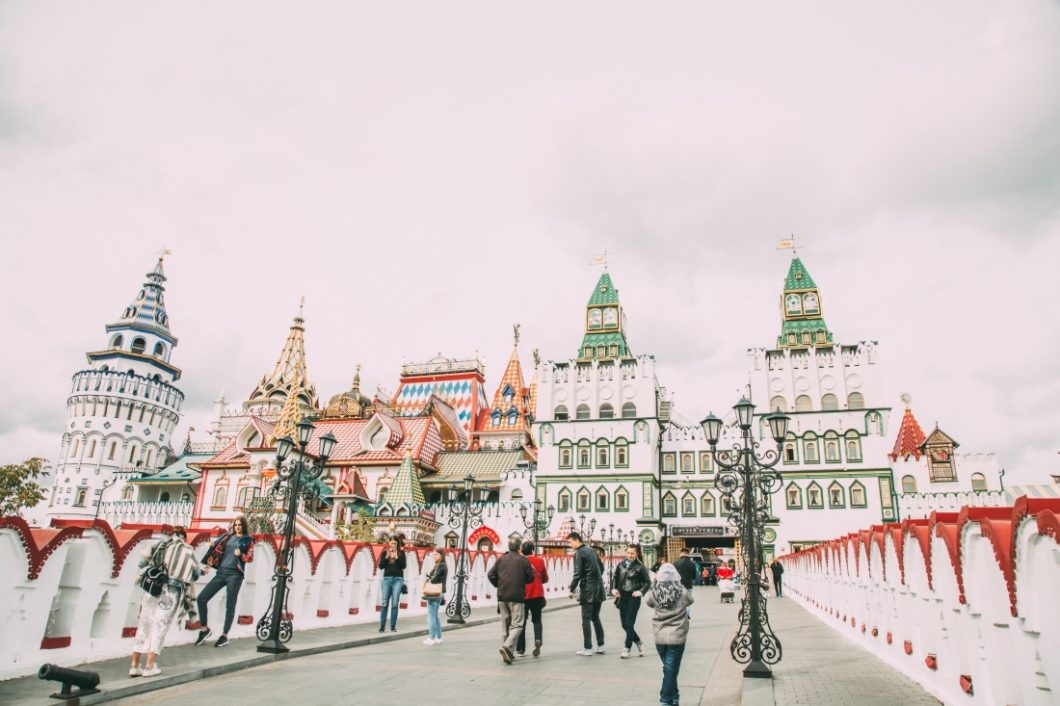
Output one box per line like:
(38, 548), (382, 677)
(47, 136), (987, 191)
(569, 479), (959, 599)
(569, 532), (606, 656)
(673, 547), (697, 590)
(488, 537), (535, 664)
(611, 545), (651, 658)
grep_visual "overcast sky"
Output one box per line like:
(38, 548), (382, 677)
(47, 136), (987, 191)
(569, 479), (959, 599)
(1, 1), (1057, 483)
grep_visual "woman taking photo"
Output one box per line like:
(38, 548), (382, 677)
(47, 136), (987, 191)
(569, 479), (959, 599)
(378, 538), (407, 632)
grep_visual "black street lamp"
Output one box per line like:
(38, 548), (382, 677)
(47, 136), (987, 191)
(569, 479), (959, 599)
(257, 418), (336, 654)
(519, 498), (556, 553)
(578, 513), (597, 541)
(701, 398), (790, 679)
(599, 523), (624, 591)
(445, 475), (485, 625)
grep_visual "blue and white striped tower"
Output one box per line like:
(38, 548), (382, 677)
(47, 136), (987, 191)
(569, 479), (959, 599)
(48, 257), (185, 518)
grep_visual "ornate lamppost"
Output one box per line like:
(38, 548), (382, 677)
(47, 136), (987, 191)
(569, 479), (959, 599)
(446, 475), (485, 625)
(578, 513), (597, 541)
(519, 499), (556, 553)
(701, 398), (790, 678)
(599, 523), (625, 590)
(257, 418), (337, 654)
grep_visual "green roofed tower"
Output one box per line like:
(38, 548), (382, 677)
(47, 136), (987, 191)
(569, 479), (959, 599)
(578, 271), (632, 360)
(778, 256), (834, 349)
(385, 447), (426, 507)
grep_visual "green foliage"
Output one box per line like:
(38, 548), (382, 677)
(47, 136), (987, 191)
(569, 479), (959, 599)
(0, 457), (47, 517)
(334, 508), (375, 543)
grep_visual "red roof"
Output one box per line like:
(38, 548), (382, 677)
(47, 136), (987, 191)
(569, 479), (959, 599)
(890, 407), (927, 461)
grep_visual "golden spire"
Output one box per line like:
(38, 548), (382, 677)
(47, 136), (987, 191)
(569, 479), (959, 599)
(271, 381), (305, 445)
(245, 301), (318, 415)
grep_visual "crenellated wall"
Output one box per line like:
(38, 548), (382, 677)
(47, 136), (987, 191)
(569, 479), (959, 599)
(0, 517), (573, 680)
(780, 496), (1060, 706)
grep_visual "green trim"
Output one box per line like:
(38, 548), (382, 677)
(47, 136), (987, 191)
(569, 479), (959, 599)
(577, 441), (591, 468)
(615, 484), (630, 512)
(557, 487), (572, 513)
(849, 480), (868, 508)
(785, 481), (803, 509)
(661, 491), (677, 518)
(575, 485), (591, 512)
(595, 485), (611, 512)
(698, 451), (714, 473)
(615, 440), (629, 468)
(776, 468), (892, 479)
(661, 452), (676, 474)
(642, 481), (654, 516)
(700, 491), (716, 517)
(827, 480), (846, 508)
(595, 441), (610, 469)
(806, 481), (824, 509)
(680, 452), (695, 474)
(680, 490), (697, 517)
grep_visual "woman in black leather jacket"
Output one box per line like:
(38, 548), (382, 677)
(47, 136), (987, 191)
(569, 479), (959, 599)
(611, 545), (652, 658)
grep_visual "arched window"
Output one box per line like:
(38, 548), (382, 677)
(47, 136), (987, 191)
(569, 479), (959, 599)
(559, 441), (573, 468)
(577, 441), (591, 468)
(662, 493), (677, 517)
(70, 438), (80, 457)
(596, 488), (609, 511)
(621, 402), (637, 418)
(614, 439), (629, 467)
(131, 337), (146, 355)
(821, 393), (838, 411)
(901, 475), (917, 493)
(510, 488), (524, 501)
(769, 396), (787, 412)
(554, 405), (569, 421)
(110, 334), (123, 350)
(576, 404), (591, 420)
(803, 292), (819, 314)
(596, 441), (610, 468)
(107, 441), (117, 460)
(783, 434), (798, 464)
(121, 486), (134, 501)
(74, 488), (87, 507)
(785, 293), (802, 314)
(128, 445), (138, 463)
(828, 482), (845, 508)
(847, 392), (865, 410)
(557, 488), (572, 512)
(576, 488), (591, 512)
(599, 403), (614, 419)
(160, 491), (171, 502)
(212, 485), (228, 508)
(786, 484), (802, 509)
(795, 395), (812, 412)
(824, 432), (840, 462)
(153, 342), (166, 359)
(236, 486), (251, 509)
(970, 473), (988, 492)
(88, 439), (97, 457)
(845, 431), (862, 462)
(849, 481), (867, 507)
(802, 433), (819, 463)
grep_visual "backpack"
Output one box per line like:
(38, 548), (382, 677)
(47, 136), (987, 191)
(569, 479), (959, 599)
(139, 540), (171, 597)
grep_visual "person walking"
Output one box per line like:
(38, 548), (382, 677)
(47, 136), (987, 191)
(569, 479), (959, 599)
(612, 544), (651, 659)
(646, 563), (694, 706)
(770, 560), (784, 598)
(516, 541), (548, 657)
(568, 531), (605, 656)
(422, 548), (447, 645)
(130, 527), (202, 677)
(195, 515), (254, 648)
(673, 547), (697, 593)
(488, 537), (535, 664)
(377, 538), (407, 632)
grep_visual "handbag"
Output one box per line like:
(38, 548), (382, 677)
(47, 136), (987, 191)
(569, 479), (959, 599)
(401, 583), (408, 595)
(139, 541), (170, 597)
(423, 580), (443, 598)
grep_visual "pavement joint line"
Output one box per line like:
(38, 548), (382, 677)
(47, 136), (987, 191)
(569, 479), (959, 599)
(21, 603), (580, 706)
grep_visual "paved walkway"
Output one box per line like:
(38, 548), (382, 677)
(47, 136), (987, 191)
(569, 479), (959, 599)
(3, 588), (941, 706)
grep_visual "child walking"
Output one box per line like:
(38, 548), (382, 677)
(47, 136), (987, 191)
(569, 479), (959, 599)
(646, 563), (694, 706)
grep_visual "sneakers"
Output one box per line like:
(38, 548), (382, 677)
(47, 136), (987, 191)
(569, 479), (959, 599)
(128, 666), (142, 678)
(575, 648), (594, 656)
(515, 651), (525, 658)
(195, 628), (212, 646)
(422, 638), (436, 646)
(533, 640), (541, 658)
(620, 648), (631, 659)
(499, 647), (514, 664)
(636, 640), (645, 656)
(391, 627), (397, 633)
(141, 666), (161, 678)
(214, 635), (229, 648)
(594, 645), (606, 654)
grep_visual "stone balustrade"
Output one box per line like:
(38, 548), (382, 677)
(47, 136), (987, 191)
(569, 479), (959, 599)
(98, 500), (194, 528)
(0, 516), (573, 680)
(779, 496), (1060, 705)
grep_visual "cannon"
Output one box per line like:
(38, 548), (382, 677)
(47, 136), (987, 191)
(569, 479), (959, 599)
(38, 663), (101, 700)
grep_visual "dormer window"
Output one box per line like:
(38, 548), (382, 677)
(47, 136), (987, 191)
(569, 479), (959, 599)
(491, 409), (502, 427)
(507, 409), (518, 425)
(502, 384), (515, 403)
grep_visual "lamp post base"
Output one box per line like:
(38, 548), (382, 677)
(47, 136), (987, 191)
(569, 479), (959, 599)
(257, 639), (290, 654)
(446, 616), (466, 625)
(743, 660), (773, 679)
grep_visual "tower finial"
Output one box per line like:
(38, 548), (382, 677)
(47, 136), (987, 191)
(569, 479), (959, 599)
(591, 249), (611, 270)
(513, 323), (521, 347)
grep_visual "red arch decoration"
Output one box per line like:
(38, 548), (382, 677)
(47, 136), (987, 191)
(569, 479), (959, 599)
(468, 526), (501, 547)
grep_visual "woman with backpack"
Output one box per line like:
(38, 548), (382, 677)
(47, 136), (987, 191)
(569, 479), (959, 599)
(130, 526), (202, 678)
(195, 515), (254, 648)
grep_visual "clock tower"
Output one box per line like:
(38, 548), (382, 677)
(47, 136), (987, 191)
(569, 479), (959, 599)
(578, 271), (632, 361)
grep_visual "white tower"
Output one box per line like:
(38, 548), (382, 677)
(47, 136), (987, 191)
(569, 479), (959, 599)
(48, 257), (184, 518)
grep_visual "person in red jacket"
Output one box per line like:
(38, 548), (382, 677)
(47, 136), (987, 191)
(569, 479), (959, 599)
(515, 541), (549, 658)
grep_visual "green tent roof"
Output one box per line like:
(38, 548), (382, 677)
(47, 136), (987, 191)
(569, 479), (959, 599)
(784, 257), (817, 291)
(384, 452), (426, 506)
(587, 272), (620, 305)
(128, 453), (211, 485)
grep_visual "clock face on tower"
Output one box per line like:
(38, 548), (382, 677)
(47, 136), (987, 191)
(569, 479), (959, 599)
(588, 309), (602, 328)
(803, 293), (819, 313)
(785, 294), (802, 314)
(603, 308), (618, 327)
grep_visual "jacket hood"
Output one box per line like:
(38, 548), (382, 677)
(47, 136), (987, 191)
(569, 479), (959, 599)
(652, 563), (685, 609)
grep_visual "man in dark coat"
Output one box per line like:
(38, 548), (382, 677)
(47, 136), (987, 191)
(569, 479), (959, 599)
(488, 537), (535, 664)
(673, 548), (697, 591)
(770, 560), (785, 597)
(569, 532), (606, 655)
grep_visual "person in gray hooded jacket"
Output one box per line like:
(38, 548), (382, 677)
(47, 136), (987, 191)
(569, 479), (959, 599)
(646, 563), (694, 706)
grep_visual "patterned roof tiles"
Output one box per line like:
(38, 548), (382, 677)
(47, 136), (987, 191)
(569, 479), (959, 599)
(425, 450), (525, 483)
(111, 257), (173, 338)
(890, 407), (927, 461)
(385, 450), (426, 506)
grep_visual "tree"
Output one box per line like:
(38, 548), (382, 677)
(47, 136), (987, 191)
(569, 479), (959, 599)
(0, 457), (47, 517)
(334, 508), (375, 543)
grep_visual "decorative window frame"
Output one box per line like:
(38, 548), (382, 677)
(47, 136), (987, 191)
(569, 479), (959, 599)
(823, 432), (841, 464)
(680, 452), (695, 474)
(827, 481), (846, 508)
(595, 486), (610, 512)
(662, 492), (677, 517)
(614, 485), (630, 512)
(849, 481), (868, 508)
(701, 492), (716, 516)
(661, 452), (676, 474)
(557, 487), (572, 512)
(614, 439), (629, 468)
(699, 451), (714, 473)
(785, 482), (803, 509)
(595, 440), (610, 469)
(577, 441), (591, 468)
(806, 481), (824, 509)
(844, 431), (862, 462)
(681, 491), (697, 517)
(576, 486), (591, 512)
(559, 441), (573, 469)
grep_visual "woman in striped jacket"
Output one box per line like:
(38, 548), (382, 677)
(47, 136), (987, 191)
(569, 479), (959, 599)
(129, 526), (202, 678)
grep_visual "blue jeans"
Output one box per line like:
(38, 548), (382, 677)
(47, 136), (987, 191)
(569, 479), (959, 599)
(379, 576), (403, 629)
(656, 643), (685, 705)
(426, 595), (444, 639)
